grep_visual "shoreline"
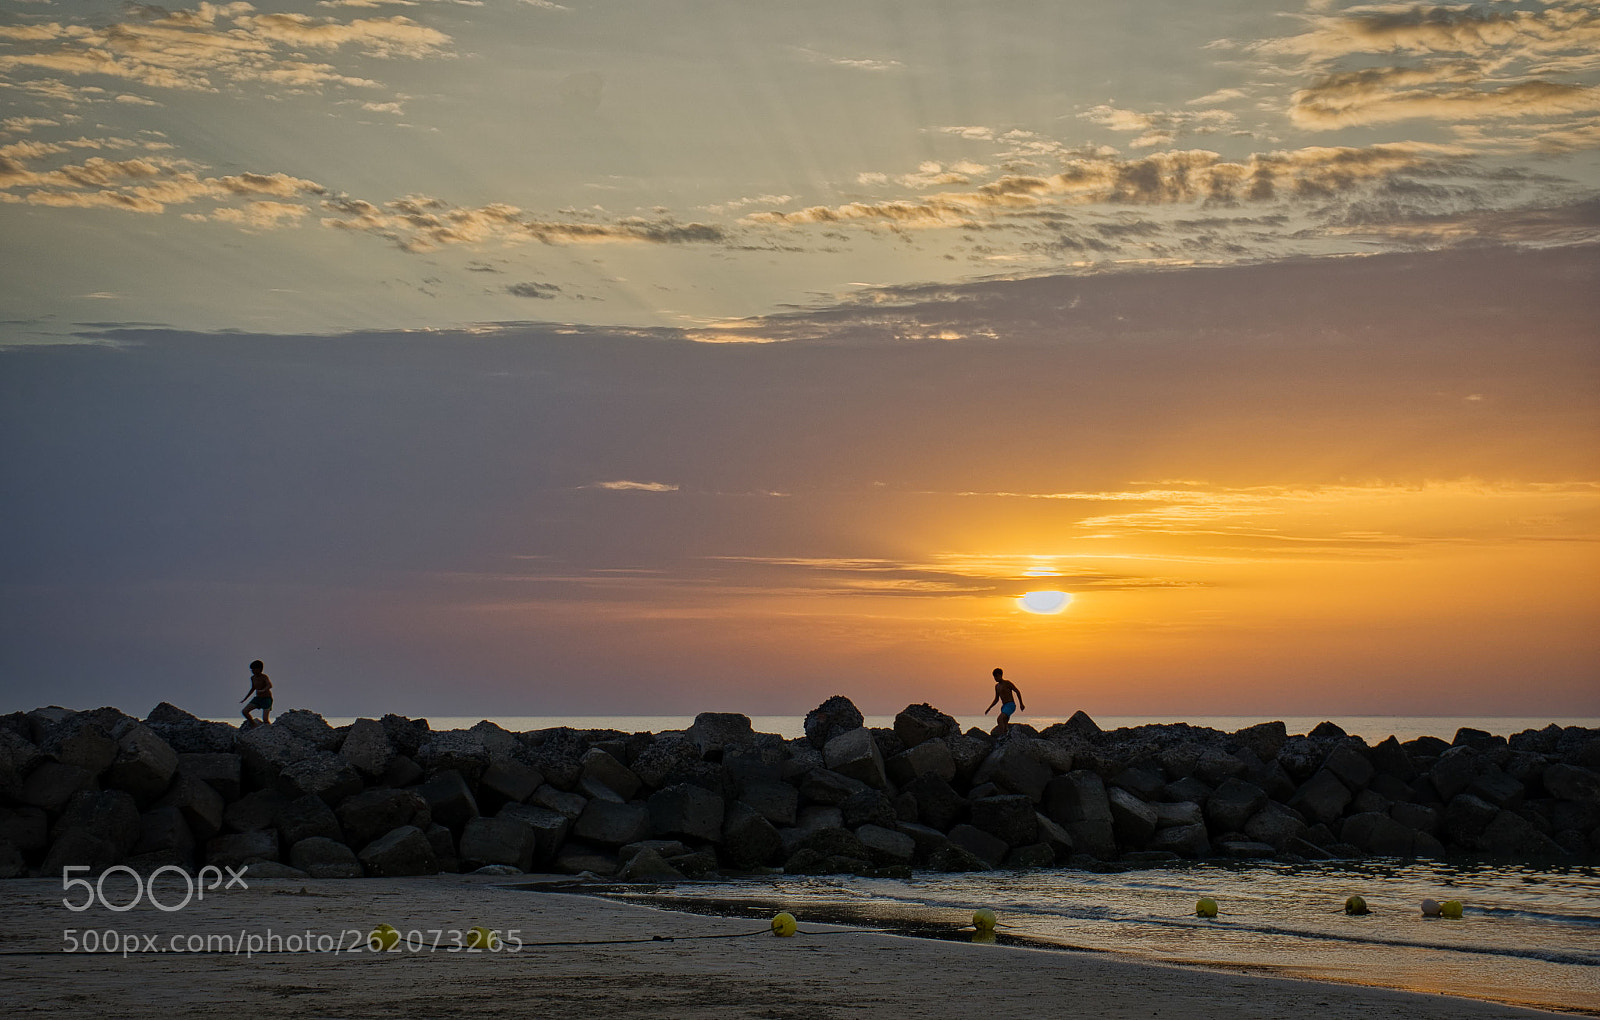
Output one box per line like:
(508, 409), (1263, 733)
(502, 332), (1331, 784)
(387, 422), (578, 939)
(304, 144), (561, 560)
(0, 873), (1578, 1018)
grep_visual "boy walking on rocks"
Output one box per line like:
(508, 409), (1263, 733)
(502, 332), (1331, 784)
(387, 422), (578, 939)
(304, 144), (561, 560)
(240, 659), (273, 726)
(985, 667), (1024, 737)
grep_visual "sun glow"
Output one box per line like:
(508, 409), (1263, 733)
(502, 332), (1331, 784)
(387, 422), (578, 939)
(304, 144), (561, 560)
(1018, 590), (1073, 614)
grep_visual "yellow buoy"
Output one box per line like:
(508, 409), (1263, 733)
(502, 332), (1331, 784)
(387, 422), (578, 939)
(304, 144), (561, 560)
(970, 931), (997, 944)
(1421, 898), (1441, 917)
(973, 908), (997, 932)
(771, 912), (797, 937)
(467, 926), (500, 950)
(1440, 900), (1464, 919)
(1344, 895), (1369, 916)
(1196, 898), (1218, 918)
(368, 924), (399, 951)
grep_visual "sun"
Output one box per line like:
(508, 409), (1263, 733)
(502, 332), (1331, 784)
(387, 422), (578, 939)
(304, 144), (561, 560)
(1018, 590), (1073, 614)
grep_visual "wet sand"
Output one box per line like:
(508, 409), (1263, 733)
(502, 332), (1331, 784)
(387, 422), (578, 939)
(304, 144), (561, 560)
(1, 874), (1572, 1018)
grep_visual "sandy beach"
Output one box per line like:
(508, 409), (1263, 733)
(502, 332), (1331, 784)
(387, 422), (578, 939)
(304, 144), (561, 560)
(2, 873), (1572, 1019)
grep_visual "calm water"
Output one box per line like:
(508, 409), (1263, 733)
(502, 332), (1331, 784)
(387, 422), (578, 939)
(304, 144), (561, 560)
(319, 715), (1600, 743)
(588, 860), (1600, 1015)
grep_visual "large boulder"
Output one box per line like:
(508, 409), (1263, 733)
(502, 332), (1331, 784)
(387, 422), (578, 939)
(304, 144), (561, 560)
(379, 714), (430, 758)
(103, 722), (179, 804)
(1205, 778), (1268, 833)
(1427, 746), (1482, 801)
(236, 723), (317, 788)
(1243, 802), (1308, 851)
(497, 803), (571, 866)
(885, 740), (957, 786)
(337, 718), (394, 779)
(176, 753), (241, 802)
(1154, 801), (1203, 829)
(359, 825), (439, 876)
(823, 728), (888, 789)
(617, 847), (685, 881)
(276, 794), (344, 846)
(737, 779), (798, 827)
(972, 742), (1053, 803)
(155, 773), (225, 840)
(804, 696), (865, 750)
(1232, 721), (1288, 762)
(1341, 812), (1421, 856)
(277, 754), (363, 805)
(648, 783), (724, 842)
(478, 758), (544, 810)
(53, 789), (141, 857)
(459, 816), (538, 872)
(1042, 771), (1116, 856)
(628, 734), (720, 792)
(946, 824), (1009, 867)
(892, 704), (960, 749)
(416, 732), (490, 784)
(41, 830), (121, 875)
(415, 770), (479, 828)
(574, 799), (652, 847)
(721, 801), (782, 868)
(855, 823), (915, 864)
(337, 788), (432, 848)
(970, 794), (1037, 846)
(1466, 768), (1525, 809)
(904, 774), (967, 831)
(224, 790), (291, 833)
(272, 710), (341, 752)
(1477, 810), (1569, 858)
(686, 713), (756, 757)
(145, 703), (236, 754)
(1544, 764), (1600, 805)
(798, 767), (868, 805)
(18, 762), (95, 812)
(1107, 787), (1158, 847)
(839, 788), (897, 829)
(580, 749), (642, 801)
(0, 727), (44, 799)
(290, 836), (363, 878)
(1148, 822), (1209, 857)
(530, 784), (588, 820)
(1323, 742), (1375, 791)
(38, 715), (118, 775)
(0, 806), (49, 855)
(1287, 769), (1351, 825)
(1442, 793), (1500, 847)
(206, 829), (280, 868)
(132, 805), (195, 859)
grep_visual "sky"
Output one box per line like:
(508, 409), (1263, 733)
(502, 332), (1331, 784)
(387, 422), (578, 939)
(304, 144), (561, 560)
(1, 0), (1597, 720)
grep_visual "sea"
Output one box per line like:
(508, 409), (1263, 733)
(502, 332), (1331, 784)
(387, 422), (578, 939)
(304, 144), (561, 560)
(308, 714), (1600, 1013)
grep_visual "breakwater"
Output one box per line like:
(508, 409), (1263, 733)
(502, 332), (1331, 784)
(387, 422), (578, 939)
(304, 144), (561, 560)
(2, 697), (1597, 880)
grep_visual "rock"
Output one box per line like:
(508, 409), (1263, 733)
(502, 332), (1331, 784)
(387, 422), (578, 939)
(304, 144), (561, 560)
(379, 714), (429, 758)
(554, 846), (619, 876)
(206, 829), (280, 867)
(41, 830), (122, 875)
(1276, 736), (1327, 782)
(359, 825), (439, 876)
(38, 715), (118, 775)
(619, 839), (690, 864)
(530, 784), (588, 820)
(670, 849), (720, 878)
(290, 836), (364, 878)
(102, 722), (179, 804)
(648, 783), (724, 842)
(272, 709), (341, 752)
(885, 740), (958, 786)
(804, 695), (865, 750)
(946, 733), (992, 785)
(155, 773), (224, 840)
(382, 754), (424, 788)
(145, 703), (237, 754)
(721, 801), (782, 868)
(478, 759), (545, 808)
(1288, 769), (1351, 825)
(839, 788), (896, 829)
(686, 713), (755, 757)
(1341, 812), (1420, 856)
(1442, 793), (1500, 846)
(0, 727), (44, 796)
(277, 754), (363, 805)
(1107, 787), (1158, 847)
(823, 728), (888, 789)
(894, 820), (952, 862)
(893, 704), (960, 748)
(276, 794), (344, 846)
(48, 789), (141, 860)
(1148, 822), (1209, 857)
(970, 795), (1038, 846)
(1059, 710), (1104, 739)
(1108, 765), (1165, 801)
(1043, 771), (1116, 856)
(1218, 840), (1276, 858)
(472, 864), (522, 876)
(239, 860), (309, 879)
(574, 800), (652, 846)
(18, 761), (95, 812)
(1194, 749), (1247, 785)
(928, 844), (991, 872)
(132, 805), (195, 858)
(1369, 736), (1416, 780)
(0, 841), (26, 878)
(1478, 810), (1569, 858)
(1427, 746), (1482, 801)
(1466, 768), (1525, 809)
(1243, 802), (1308, 850)
(337, 719), (394, 779)
(947, 824), (1009, 866)
(416, 732), (490, 784)
(736, 779), (798, 826)
(459, 816), (538, 872)
(1205, 778), (1268, 833)
(1154, 801), (1203, 828)
(1163, 776), (1213, 805)
(415, 770), (479, 828)
(1309, 721), (1347, 739)
(1232, 721), (1287, 761)
(236, 723), (317, 788)
(1454, 727), (1505, 751)
(224, 790), (291, 833)
(337, 788), (432, 848)
(904, 774), (968, 831)
(855, 823), (915, 864)
(0, 806), (49, 854)
(580, 748), (641, 801)
(1323, 742), (1375, 790)
(469, 721), (525, 765)
(617, 847), (685, 881)
(1390, 801), (1439, 834)
(972, 742), (1053, 803)
(796, 805), (844, 834)
(783, 847), (869, 876)
(629, 734), (715, 791)
(798, 767), (868, 805)
(177, 753), (242, 801)
(497, 803), (570, 866)
(425, 823), (458, 873)
(1544, 764), (1600, 804)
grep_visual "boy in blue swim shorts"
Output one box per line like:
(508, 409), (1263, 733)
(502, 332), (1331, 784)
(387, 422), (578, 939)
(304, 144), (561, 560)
(240, 659), (273, 726)
(985, 667), (1025, 738)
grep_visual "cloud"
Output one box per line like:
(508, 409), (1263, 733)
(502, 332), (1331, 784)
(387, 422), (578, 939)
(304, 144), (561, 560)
(202, 200), (310, 229)
(0, 2), (442, 94)
(1291, 70), (1600, 129)
(590, 480), (679, 492)
(506, 281), (561, 298)
(1081, 105), (1239, 148)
